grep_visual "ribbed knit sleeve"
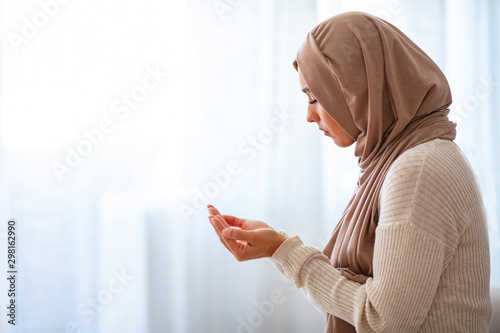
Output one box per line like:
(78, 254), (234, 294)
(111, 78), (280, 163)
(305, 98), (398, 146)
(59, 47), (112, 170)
(269, 139), (492, 332)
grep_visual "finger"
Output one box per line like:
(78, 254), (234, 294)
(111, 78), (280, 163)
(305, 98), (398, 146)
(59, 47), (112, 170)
(211, 217), (238, 249)
(212, 218), (256, 261)
(220, 215), (246, 228)
(206, 207), (246, 229)
(210, 219), (233, 252)
(207, 204), (221, 216)
(208, 207), (219, 216)
(212, 217), (249, 258)
(209, 219), (231, 252)
(213, 215), (231, 229)
(222, 227), (255, 243)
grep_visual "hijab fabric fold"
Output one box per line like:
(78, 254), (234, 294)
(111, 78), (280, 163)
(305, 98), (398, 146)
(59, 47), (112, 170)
(293, 12), (456, 333)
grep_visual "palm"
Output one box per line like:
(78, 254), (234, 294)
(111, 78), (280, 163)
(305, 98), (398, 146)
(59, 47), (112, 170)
(239, 219), (270, 231)
(207, 205), (270, 231)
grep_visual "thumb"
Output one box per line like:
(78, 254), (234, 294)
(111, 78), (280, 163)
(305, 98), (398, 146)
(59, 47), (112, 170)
(222, 227), (253, 241)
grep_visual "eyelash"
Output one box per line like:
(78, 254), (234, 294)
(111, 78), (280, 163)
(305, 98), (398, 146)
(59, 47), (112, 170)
(309, 99), (317, 104)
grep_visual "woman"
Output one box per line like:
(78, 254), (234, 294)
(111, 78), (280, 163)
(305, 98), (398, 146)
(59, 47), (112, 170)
(207, 11), (493, 332)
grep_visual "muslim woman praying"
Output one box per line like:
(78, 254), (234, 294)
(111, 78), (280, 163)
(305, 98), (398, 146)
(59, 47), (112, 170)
(207, 11), (493, 333)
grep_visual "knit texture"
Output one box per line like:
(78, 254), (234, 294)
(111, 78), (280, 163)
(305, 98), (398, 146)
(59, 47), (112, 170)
(270, 139), (493, 332)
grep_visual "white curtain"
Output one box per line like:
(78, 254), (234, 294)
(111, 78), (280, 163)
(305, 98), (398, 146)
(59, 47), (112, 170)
(0, 0), (498, 332)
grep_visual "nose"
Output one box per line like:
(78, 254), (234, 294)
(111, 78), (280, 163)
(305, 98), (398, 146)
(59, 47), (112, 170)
(306, 104), (319, 123)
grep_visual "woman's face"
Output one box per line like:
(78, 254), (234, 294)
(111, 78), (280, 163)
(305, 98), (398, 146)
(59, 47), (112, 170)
(298, 67), (355, 148)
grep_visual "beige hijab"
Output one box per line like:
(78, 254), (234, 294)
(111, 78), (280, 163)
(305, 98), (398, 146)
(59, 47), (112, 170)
(293, 11), (456, 332)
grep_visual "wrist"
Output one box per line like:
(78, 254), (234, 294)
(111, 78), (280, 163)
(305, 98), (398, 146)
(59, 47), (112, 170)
(270, 230), (289, 256)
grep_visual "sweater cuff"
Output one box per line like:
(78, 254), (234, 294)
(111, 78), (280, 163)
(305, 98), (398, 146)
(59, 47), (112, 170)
(269, 235), (302, 280)
(271, 235), (303, 262)
(269, 235), (328, 288)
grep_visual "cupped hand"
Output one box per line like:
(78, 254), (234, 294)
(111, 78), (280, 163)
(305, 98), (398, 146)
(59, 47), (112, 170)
(207, 204), (288, 261)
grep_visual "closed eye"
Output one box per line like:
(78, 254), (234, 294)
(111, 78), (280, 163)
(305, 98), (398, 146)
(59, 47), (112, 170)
(309, 99), (317, 104)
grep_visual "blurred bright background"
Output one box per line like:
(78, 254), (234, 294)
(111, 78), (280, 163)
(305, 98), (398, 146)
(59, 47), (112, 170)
(0, 0), (498, 332)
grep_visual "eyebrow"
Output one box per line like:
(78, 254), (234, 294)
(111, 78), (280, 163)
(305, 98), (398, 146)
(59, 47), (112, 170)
(301, 87), (310, 93)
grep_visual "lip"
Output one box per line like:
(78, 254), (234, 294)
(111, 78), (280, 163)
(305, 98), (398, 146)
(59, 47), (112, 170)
(323, 131), (329, 136)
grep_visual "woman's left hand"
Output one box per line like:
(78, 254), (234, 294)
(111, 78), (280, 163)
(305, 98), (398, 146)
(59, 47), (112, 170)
(207, 204), (288, 261)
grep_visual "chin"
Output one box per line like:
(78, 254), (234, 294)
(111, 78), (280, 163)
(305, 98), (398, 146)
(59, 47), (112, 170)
(333, 138), (354, 148)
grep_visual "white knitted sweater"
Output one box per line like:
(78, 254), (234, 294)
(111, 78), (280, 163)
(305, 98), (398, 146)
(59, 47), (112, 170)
(270, 138), (493, 332)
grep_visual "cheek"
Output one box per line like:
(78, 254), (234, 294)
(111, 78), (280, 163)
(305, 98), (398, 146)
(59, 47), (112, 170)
(331, 121), (346, 138)
(320, 109), (338, 132)
(321, 109), (355, 145)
